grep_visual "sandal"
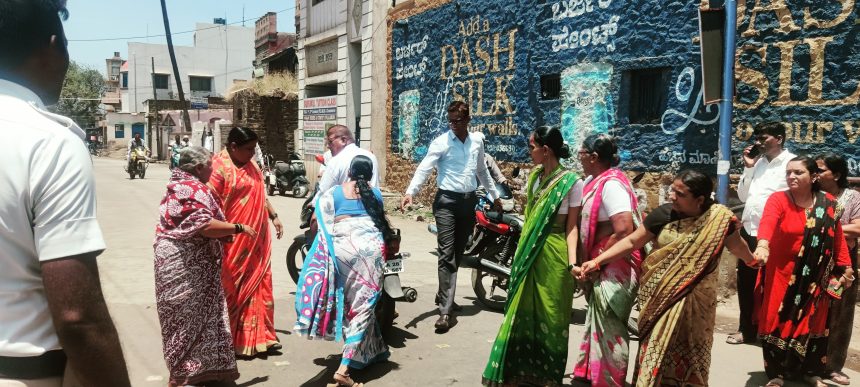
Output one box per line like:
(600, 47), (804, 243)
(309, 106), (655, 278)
(765, 378), (784, 387)
(726, 332), (745, 345)
(329, 371), (364, 387)
(831, 371), (851, 385)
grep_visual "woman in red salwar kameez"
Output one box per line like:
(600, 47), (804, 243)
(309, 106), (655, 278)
(209, 127), (284, 357)
(754, 156), (854, 387)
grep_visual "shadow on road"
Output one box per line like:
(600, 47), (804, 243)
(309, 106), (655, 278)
(384, 325), (419, 348)
(300, 354), (400, 386)
(236, 376), (269, 386)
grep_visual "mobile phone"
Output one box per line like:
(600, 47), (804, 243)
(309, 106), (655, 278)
(747, 144), (760, 158)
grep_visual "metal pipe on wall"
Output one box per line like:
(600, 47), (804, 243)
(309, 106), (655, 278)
(717, 0), (737, 204)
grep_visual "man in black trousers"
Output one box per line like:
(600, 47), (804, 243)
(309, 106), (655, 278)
(732, 122), (794, 344)
(401, 101), (499, 332)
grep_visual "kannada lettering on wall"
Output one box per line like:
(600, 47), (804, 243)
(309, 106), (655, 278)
(733, 0), (860, 172)
(560, 62), (614, 170)
(550, 0), (619, 53)
(391, 4), (531, 163)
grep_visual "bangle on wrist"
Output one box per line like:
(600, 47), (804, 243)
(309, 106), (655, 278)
(270, 213), (278, 220)
(567, 264), (576, 272)
(234, 224), (242, 234)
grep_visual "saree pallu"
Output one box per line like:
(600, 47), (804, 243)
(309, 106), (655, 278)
(634, 205), (734, 387)
(295, 190), (389, 368)
(574, 168), (642, 387)
(154, 169), (238, 386)
(482, 166), (579, 387)
(209, 151), (276, 356)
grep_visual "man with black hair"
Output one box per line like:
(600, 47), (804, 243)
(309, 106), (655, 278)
(729, 122), (795, 345)
(0, 1), (131, 385)
(401, 101), (500, 332)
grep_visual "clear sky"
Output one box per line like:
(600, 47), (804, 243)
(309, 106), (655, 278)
(63, 1), (295, 74)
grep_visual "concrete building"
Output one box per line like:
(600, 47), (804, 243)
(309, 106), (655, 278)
(295, 0), (393, 181)
(103, 51), (124, 113)
(253, 12), (298, 76)
(120, 21), (255, 113)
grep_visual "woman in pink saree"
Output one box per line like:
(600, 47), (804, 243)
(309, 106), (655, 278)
(209, 127), (284, 357)
(573, 134), (642, 387)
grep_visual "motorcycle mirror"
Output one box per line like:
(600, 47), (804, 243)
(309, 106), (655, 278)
(512, 166), (520, 178)
(314, 154), (326, 165)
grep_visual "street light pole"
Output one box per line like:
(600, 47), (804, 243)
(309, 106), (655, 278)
(716, 0), (737, 204)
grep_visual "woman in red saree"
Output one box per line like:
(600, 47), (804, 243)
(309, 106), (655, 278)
(755, 156), (854, 387)
(209, 127), (284, 357)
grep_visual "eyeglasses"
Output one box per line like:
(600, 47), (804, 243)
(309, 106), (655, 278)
(448, 117), (468, 125)
(326, 136), (343, 145)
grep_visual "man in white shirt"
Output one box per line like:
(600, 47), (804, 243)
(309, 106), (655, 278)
(401, 101), (499, 332)
(730, 122), (795, 345)
(312, 125), (379, 203)
(0, 1), (130, 384)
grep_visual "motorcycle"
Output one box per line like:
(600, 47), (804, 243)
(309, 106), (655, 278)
(267, 152), (310, 197)
(87, 140), (101, 157)
(374, 231), (418, 336)
(125, 146), (149, 179)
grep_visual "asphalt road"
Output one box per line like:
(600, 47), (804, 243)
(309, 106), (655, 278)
(92, 157), (856, 387)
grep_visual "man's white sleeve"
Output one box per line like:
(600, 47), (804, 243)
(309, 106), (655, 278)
(405, 137), (443, 196)
(30, 136), (106, 261)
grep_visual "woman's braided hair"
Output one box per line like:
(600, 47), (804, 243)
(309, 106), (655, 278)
(349, 155), (395, 242)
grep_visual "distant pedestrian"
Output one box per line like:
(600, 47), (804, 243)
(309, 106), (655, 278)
(208, 127), (284, 357)
(154, 146), (252, 386)
(400, 101), (500, 332)
(0, 0), (131, 385)
(574, 133), (641, 387)
(731, 122), (795, 345)
(295, 155), (392, 387)
(583, 170), (758, 386)
(816, 153), (860, 386)
(482, 126), (582, 386)
(755, 156), (852, 387)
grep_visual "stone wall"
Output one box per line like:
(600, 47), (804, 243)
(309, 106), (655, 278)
(231, 91), (298, 162)
(383, 0), (860, 199)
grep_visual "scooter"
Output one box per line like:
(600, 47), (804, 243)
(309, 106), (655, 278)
(267, 152), (310, 197)
(125, 146), (149, 179)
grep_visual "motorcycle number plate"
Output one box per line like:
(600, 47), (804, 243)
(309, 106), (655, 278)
(383, 259), (403, 275)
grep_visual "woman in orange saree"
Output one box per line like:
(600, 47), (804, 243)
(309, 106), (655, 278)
(209, 127), (284, 357)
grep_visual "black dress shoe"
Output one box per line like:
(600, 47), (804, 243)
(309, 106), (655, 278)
(435, 314), (455, 331)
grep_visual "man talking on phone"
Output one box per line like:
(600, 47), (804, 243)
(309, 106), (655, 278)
(729, 122), (795, 345)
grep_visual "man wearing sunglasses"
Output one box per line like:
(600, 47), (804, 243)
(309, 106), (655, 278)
(401, 101), (500, 332)
(311, 124), (379, 204)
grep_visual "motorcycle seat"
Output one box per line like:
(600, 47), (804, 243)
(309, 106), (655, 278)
(484, 211), (524, 230)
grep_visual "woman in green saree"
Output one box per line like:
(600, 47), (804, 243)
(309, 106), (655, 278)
(580, 170), (758, 386)
(482, 126), (583, 386)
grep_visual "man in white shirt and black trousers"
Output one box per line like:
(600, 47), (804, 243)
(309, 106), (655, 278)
(401, 101), (500, 332)
(0, 1), (131, 385)
(730, 122), (795, 345)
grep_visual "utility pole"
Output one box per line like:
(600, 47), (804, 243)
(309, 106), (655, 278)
(159, 0), (193, 135)
(716, 1), (738, 204)
(151, 57), (162, 160)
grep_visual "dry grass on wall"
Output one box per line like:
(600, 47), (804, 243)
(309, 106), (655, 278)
(225, 72), (298, 101)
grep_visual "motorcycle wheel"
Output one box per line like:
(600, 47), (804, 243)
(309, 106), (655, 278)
(267, 183), (275, 196)
(375, 292), (396, 338)
(286, 241), (308, 284)
(471, 268), (507, 312)
(293, 185), (309, 198)
(279, 188), (286, 196)
(129, 171), (135, 180)
(139, 170), (145, 179)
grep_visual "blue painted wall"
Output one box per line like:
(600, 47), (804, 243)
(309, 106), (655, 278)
(389, 0), (859, 174)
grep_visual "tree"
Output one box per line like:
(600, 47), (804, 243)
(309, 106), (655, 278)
(52, 61), (105, 129)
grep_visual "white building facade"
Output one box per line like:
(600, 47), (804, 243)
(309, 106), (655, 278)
(296, 0), (392, 183)
(120, 23), (255, 113)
